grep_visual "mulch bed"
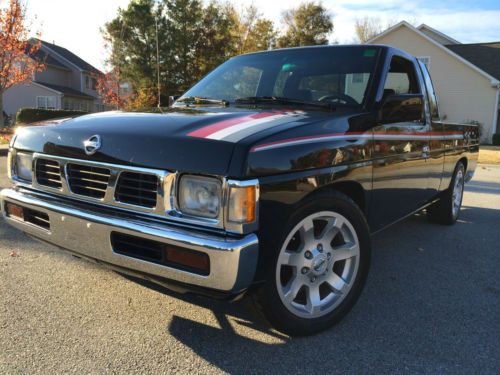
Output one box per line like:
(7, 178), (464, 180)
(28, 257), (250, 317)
(0, 127), (13, 144)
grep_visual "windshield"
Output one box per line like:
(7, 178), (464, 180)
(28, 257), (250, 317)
(179, 46), (380, 109)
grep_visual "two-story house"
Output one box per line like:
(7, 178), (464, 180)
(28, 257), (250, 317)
(3, 39), (105, 121)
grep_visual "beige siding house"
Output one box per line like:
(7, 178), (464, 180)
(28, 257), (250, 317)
(367, 22), (500, 143)
(3, 39), (105, 122)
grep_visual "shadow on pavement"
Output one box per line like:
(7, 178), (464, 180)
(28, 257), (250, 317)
(465, 180), (500, 195)
(119, 204), (500, 373)
(0, 171), (498, 372)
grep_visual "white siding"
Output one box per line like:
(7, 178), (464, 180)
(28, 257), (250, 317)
(418, 27), (456, 45)
(370, 26), (498, 143)
(35, 65), (70, 87)
(3, 83), (62, 119)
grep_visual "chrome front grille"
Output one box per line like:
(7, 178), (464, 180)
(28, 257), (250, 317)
(36, 158), (63, 189)
(31, 154), (168, 216)
(27, 153), (228, 232)
(67, 163), (111, 199)
(115, 171), (159, 208)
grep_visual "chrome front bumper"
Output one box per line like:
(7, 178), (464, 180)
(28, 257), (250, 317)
(0, 188), (259, 294)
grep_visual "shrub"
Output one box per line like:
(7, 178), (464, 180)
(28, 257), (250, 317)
(16, 108), (88, 124)
(0, 134), (11, 144)
(493, 133), (500, 146)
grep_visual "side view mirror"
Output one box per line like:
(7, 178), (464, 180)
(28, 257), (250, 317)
(379, 94), (424, 124)
(168, 95), (181, 107)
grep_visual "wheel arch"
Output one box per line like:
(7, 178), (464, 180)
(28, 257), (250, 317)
(458, 156), (468, 173)
(304, 180), (367, 215)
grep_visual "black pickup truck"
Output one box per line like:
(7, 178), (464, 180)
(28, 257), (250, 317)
(1, 45), (479, 336)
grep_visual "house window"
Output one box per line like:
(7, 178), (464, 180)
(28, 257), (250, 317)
(91, 78), (97, 90)
(36, 96), (57, 109)
(417, 56), (430, 68)
(85, 75), (90, 89)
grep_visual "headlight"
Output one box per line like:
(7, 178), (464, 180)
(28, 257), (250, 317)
(13, 152), (33, 182)
(178, 175), (222, 218)
(227, 183), (257, 224)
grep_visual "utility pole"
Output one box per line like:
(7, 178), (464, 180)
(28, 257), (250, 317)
(155, 16), (161, 108)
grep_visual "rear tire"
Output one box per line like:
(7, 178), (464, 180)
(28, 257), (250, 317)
(427, 162), (465, 225)
(254, 191), (371, 336)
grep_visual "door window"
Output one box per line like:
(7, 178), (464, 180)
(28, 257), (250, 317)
(383, 56), (420, 95)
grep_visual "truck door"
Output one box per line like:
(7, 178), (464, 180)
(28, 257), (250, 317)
(369, 55), (433, 231)
(418, 60), (445, 197)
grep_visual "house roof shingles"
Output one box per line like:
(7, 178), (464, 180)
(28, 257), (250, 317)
(39, 40), (101, 74)
(27, 44), (68, 70)
(35, 81), (95, 99)
(446, 42), (500, 81)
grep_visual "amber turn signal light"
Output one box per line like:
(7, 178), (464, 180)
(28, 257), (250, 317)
(165, 245), (210, 275)
(228, 185), (257, 224)
(5, 202), (24, 220)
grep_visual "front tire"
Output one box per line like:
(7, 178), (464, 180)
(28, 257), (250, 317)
(427, 162), (465, 225)
(254, 191), (371, 336)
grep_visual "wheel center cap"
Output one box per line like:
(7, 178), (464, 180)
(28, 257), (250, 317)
(311, 253), (328, 275)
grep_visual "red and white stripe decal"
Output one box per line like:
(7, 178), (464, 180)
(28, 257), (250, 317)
(251, 131), (464, 152)
(188, 111), (303, 141)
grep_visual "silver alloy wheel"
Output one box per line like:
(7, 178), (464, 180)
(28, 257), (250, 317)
(452, 167), (464, 218)
(276, 211), (360, 319)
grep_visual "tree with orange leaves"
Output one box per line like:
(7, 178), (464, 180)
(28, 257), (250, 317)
(94, 68), (156, 111)
(0, 0), (45, 126)
(94, 67), (131, 110)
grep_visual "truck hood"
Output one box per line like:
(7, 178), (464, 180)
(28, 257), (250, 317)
(13, 107), (359, 176)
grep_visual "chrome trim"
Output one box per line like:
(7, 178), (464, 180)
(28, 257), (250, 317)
(31, 153), (170, 216)
(83, 134), (102, 155)
(1, 188), (259, 293)
(28, 153), (230, 231)
(11, 152), (259, 235)
(6, 149), (13, 180)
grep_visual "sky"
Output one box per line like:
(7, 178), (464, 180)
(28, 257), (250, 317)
(4, 0), (500, 71)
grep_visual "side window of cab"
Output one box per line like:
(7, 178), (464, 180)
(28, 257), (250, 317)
(383, 56), (421, 98)
(380, 56), (424, 125)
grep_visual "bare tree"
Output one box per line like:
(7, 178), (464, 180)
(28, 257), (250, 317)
(354, 16), (417, 44)
(354, 16), (383, 43)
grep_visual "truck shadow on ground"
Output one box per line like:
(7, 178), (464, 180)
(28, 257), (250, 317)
(120, 205), (500, 373)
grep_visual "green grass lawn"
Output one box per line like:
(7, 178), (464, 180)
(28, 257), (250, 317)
(479, 146), (500, 164)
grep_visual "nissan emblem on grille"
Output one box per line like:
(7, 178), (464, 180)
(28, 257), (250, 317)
(84, 135), (102, 155)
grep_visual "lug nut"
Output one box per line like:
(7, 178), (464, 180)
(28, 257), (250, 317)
(327, 253), (331, 259)
(317, 244), (323, 252)
(301, 267), (309, 274)
(305, 251), (312, 259)
(310, 277), (316, 283)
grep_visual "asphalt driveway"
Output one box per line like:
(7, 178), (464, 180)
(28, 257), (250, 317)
(0, 157), (499, 374)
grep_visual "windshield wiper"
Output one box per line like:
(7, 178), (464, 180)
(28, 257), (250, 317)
(176, 96), (229, 106)
(234, 96), (336, 110)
